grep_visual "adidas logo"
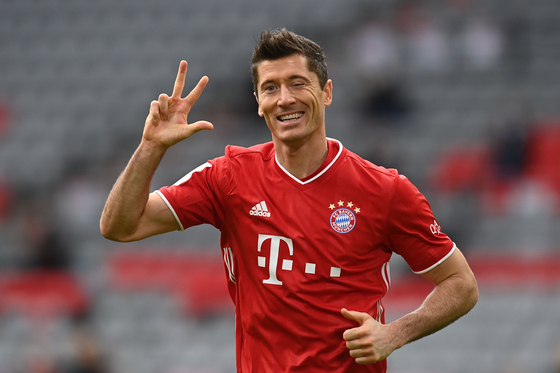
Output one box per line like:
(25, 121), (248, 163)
(250, 201), (271, 218)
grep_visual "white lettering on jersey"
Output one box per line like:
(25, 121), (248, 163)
(257, 234), (293, 285)
(430, 220), (442, 235)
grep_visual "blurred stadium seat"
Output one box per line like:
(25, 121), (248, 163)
(429, 144), (492, 194)
(0, 270), (89, 318)
(107, 250), (233, 317)
(525, 121), (560, 199)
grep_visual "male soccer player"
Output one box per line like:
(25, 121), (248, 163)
(100, 29), (478, 373)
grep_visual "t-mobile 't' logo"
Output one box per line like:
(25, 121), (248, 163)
(257, 234), (293, 285)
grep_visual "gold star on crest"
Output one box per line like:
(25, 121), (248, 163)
(331, 200), (362, 213)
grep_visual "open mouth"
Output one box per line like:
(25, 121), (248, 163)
(277, 112), (304, 122)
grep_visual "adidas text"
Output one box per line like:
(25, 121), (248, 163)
(250, 210), (271, 217)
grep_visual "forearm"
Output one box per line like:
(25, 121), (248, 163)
(100, 140), (166, 241)
(386, 272), (478, 350)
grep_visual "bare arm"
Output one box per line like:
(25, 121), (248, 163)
(342, 248), (478, 364)
(100, 61), (213, 242)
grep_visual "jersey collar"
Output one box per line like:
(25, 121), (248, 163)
(274, 138), (344, 185)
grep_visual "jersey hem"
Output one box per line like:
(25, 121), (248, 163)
(413, 242), (457, 274)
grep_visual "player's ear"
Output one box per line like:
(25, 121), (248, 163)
(255, 92), (264, 117)
(323, 79), (333, 107)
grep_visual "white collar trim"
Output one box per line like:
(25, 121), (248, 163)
(275, 138), (343, 185)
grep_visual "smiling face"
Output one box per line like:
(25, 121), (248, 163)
(255, 54), (333, 147)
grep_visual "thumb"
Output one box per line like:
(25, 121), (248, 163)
(341, 308), (370, 325)
(189, 120), (214, 133)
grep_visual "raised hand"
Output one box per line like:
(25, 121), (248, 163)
(143, 60), (213, 150)
(341, 308), (396, 365)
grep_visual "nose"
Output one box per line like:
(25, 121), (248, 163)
(277, 85), (296, 107)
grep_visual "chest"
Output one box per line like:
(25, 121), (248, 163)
(221, 169), (393, 288)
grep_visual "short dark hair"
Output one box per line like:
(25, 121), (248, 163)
(251, 29), (328, 94)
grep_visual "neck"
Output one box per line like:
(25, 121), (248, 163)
(274, 135), (329, 180)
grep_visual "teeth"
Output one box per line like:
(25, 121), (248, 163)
(279, 113), (303, 121)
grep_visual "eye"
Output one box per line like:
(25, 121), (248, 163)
(264, 85), (276, 93)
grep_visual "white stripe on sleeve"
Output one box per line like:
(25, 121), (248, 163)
(413, 243), (457, 274)
(154, 190), (184, 231)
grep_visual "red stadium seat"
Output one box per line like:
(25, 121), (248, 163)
(430, 123), (560, 214)
(524, 122), (560, 200)
(0, 101), (11, 138)
(108, 251), (193, 290)
(467, 252), (560, 288)
(0, 181), (12, 223)
(107, 250), (233, 317)
(0, 270), (89, 318)
(173, 260), (234, 317)
(429, 145), (493, 194)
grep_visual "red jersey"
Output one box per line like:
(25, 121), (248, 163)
(157, 139), (455, 373)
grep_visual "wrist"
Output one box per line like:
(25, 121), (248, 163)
(139, 138), (168, 157)
(384, 318), (411, 351)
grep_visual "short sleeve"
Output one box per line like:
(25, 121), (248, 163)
(156, 155), (231, 231)
(386, 174), (455, 273)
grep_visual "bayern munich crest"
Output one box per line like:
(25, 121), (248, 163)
(330, 208), (356, 234)
(329, 200), (361, 234)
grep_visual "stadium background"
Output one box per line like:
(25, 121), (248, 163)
(1, 0), (560, 372)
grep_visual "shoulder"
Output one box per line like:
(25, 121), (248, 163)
(225, 142), (275, 162)
(207, 142), (275, 172)
(343, 148), (400, 185)
(212, 142), (275, 185)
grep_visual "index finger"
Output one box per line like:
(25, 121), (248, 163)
(343, 325), (367, 341)
(171, 60), (188, 98)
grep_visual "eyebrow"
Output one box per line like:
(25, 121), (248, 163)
(259, 74), (313, 91)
